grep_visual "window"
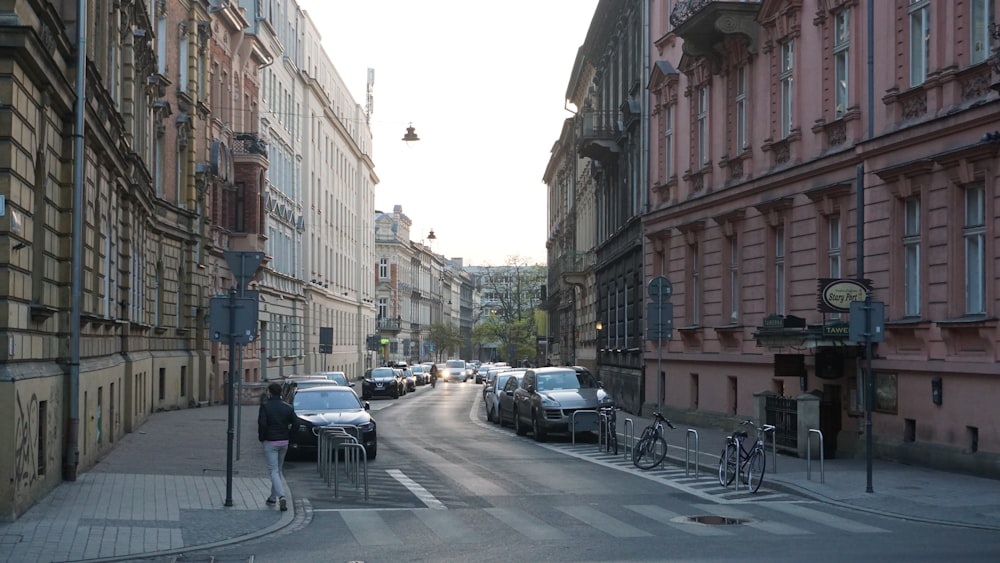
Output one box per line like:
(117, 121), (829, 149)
(735, 66), (747, 150)
(691, 243), (700, 324)
(972, 0), (993, 64)
(964, 185), (986, 314)
(828, 216), (842, 319)
(909, 0), (930, 86)
(697, 85), (709, 166)
(903, 197), (921, 316)
(377, 297), (388, 319)
(834, 9), (850, 118)
(828, 215), (842, 279)
(664, 104), (675, 179)
(379, 257), (389, 279)
(728, 236), (739, 323)
(775, 226), (786, 315)
(780, 40), (794, 138)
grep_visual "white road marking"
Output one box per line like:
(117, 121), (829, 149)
(694, 503), (812, 535)
(625, 504), (733, 536)
(557, 505), (652, 538)
(340, 510), (403, 545)
(386, 469), (446, 509)
(484, 507), (570, 540)
(763, 502), (889, 533)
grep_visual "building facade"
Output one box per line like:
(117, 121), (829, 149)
(637, 0), (998, 473)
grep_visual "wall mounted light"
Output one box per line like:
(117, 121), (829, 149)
(595, 321), (603, 331)
(402, 123), (420, 146)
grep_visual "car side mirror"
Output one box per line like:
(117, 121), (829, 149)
(349, 382), (356, 387)
(485, 386), (494, 393)
(505, 390), (514, 396)
(364, 402), (370, 410)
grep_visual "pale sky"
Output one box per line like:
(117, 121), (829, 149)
(297, 0), (599, 266)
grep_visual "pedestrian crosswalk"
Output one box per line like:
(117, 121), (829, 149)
(539, 441), (801, 504)
(312, 500), (890, 546)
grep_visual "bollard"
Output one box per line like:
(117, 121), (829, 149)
(597, 411), (608, 453)
(685, 429), (699, 478)
(807, 428), (825, 483)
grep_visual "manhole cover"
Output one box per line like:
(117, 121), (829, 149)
(686, 515), (746, 525)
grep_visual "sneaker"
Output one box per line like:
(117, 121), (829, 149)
(279, 497), (287, 512)
(265, 497), (276, 506)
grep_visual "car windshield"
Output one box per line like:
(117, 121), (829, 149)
(294, 390), (361, 411)
(535, 370), (597, 391)
(322, 373), (346, 385)
(370, 369), (394, 378)
(495, 374), (512, 389)
(411, 366), (424, 373)
(446, 360), (465, 369)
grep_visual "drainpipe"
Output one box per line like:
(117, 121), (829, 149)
(65, 0), (87, 481)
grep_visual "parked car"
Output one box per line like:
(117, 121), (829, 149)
(276, 374), (333, 402)
(496, 372), (526, 428)
(475, 365), (491, 384)
(287, 384), (377, 460)
(484, 369), (525, 424)
(361, 367), (404, 399)
(313, 371), (355, 388)
(410, 364), (428, 385)
(392, 368), (408, 395)
(511, 366), (612, 441)
(401, 367), (417, 392)
(443, 359), (468, 382)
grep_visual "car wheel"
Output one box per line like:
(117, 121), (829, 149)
(366, 445), (377, 460)
(532, 410), (547, 442)
(497, 407), (507, 427)
(514, 408), (528, 436)
(493, 405), (502, 425)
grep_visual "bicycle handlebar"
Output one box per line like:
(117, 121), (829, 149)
(652, 412), (677, 429)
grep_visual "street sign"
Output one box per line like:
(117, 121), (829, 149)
(223, 251), (264, 290)
(319, 327), (333, 354)
(209, 295), (259, 344)
(849, 300), (885, 343)
(648, 276), (673, 302)
(646, 302), (674, 340)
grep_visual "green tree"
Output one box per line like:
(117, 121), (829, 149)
(477, 256), (546, 363)
(428, 321), (463, 360)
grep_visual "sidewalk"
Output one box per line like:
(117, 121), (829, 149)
(0, 405), (294, 563)
(636, 411), (1000, 531)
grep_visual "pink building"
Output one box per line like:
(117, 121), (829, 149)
(642, 0), (998, 474)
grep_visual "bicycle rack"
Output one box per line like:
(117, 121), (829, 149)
(685, 429), (699, 478)
(807, 428), (825, 483)
(623, 418), (634, 461)
(762, 424), (777, 473)
(318, 427), (369, 499)
(570, 409), (598, 446)
(734, 436), (742, 491)
(597, 411), (609, 453)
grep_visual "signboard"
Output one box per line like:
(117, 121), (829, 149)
(818, 278), (871, 313)
(646, 302), (674, 341)
(647, 276), (673, 302)
(849, 300), (885, 342)
(318, 327), (333, 354)
(209, 295), (259, 344)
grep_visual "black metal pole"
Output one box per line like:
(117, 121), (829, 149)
(224, 285), (236, 507)
(865, 291), (874, 493)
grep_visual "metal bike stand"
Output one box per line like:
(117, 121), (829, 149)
(597, 411), (608, 452)
(734, 436), (742, 491)
(570, 409), (597, 446)
(623, 418), (634, 461)
(685, 429), (699, 478)
(321, 428), (357, 488)
(762, 424), (777, 473)
(333, 442), (368, 499)
(807, 429), (825, 483)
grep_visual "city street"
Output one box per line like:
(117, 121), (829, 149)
(187, 383), (1000, 563)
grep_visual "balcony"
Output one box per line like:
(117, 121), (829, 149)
(559, 252), (594, 290)
(232, 132), (268, 158)
(670, 0), (762, 70)
(577, 109), (619, 163)
(377, 317), (402, 333)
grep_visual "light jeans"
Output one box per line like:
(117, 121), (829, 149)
(263, 441), (288, 499)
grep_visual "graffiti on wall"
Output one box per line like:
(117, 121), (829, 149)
(14, 390), (39, 490)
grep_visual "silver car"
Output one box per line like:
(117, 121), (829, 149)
(511, 366), (612, 441)
(483, 369), (526, 424)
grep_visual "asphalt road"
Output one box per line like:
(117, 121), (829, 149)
(185, 381), (1000, 563)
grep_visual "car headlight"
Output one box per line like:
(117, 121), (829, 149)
(539, 394), (561, 407)
(597, 394), (614, 405)
(357, 421), (375, 432)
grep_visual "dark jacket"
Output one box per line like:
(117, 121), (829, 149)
(258, 396), (299, 442)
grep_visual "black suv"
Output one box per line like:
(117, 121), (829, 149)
(361, 367), (404, 399)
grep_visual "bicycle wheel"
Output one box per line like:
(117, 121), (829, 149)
(634, 435), (667, 470)
(718, 442), (738, 487)
(747, 448), (766, 493)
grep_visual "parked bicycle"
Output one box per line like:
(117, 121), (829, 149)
(717, 419), (775, 493)
(597, 405), (619, 455)
(632, 411), (676, 470)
